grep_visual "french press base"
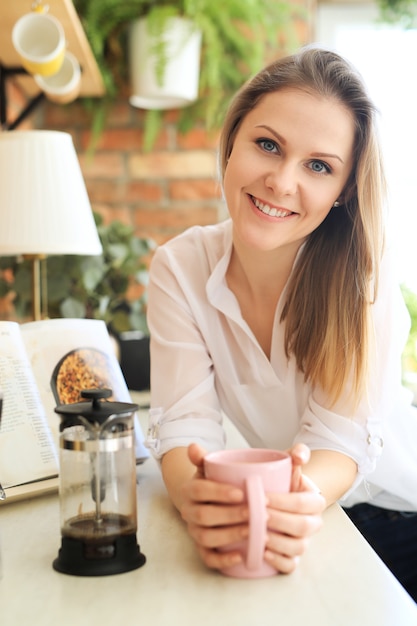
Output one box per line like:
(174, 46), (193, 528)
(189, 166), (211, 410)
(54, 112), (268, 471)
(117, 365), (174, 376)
(53, 532), (146, 577)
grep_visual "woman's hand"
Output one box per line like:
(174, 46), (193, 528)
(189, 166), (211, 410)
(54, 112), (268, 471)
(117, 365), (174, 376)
(179, 443), (249, 571)
(263, 443), (326, 574)
(179, 443), (325, 573)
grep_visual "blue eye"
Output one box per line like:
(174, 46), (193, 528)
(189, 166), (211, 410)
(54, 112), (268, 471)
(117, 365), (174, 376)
(257, 138), (279, 153)
(309, 160), (331, 174)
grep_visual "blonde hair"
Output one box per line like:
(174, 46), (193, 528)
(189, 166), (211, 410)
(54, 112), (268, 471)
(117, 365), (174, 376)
(219, 47), (386, 406)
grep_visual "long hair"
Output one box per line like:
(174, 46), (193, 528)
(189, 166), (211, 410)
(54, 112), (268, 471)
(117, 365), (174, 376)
(219, 47), (386, 407)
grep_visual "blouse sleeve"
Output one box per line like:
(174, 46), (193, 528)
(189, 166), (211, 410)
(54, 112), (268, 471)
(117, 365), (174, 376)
(145, 244), (226, 459)
(293, 247), (411, 500)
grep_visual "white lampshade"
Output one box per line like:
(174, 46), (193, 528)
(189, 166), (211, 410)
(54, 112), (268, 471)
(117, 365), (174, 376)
(0, 130), (102, 256)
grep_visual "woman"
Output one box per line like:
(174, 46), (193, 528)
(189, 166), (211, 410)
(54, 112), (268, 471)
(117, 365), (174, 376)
(146, 47), (417, 600)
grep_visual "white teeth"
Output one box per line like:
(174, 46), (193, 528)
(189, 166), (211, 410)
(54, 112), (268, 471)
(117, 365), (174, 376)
(252, 196), (291, 218)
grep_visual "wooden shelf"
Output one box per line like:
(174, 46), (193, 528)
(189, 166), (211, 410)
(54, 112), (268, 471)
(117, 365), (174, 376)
(0, 0), (105, 99)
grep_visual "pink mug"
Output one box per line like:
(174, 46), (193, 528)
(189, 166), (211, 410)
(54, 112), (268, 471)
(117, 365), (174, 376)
(204, 448), (292, 578)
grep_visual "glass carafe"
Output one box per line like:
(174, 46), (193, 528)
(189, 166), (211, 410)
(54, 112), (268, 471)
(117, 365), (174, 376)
(53, 388), (146, 576)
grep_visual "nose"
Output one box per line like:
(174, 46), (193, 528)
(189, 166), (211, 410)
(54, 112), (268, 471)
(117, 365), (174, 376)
(265, 160), (298, 196)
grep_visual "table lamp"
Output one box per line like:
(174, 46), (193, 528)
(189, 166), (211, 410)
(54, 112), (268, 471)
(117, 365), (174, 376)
(0, 130), (102, 320)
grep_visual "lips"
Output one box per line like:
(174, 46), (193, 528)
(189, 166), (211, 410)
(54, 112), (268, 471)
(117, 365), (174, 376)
(250, 195), (293, 218)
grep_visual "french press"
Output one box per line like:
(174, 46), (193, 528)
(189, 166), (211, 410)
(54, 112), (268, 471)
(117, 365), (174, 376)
(53, 388), (146, 576)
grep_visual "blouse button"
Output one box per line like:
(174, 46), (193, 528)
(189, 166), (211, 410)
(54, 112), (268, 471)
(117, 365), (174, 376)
(367, 434), (384, 456)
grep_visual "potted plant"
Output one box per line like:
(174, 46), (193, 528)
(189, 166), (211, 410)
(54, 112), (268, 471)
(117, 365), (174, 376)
(128, 10), (203, 113)
(73, 0), (300, 149)
(0, 213), (156, 389)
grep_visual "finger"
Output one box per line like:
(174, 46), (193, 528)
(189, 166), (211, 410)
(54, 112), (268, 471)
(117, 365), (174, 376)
(181, 498), (248, 529)
(196, 544), (243, 571)
(187, 520), (249, 549)
(287, 444), (310, 491)
(264, 550), (300, 574)
(185, 477), (245, 505)
(300, 474), (323, 494)
(288, 443), (310, 467)
(266, 531), (310, 559)
(267, 507), (323, 538)
(188, 443), (207, 477)
(267, 491), (326, 515)
(290, 464), (303, 492)
(182, 498), (249, 527)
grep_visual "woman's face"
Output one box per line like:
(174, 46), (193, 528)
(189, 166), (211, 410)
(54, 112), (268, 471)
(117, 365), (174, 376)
(223, 87), (355, 255)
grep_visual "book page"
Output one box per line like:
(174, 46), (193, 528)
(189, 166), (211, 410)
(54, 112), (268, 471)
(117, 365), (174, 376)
(0, 322), (58, 489)
(20, 318), (149, 463)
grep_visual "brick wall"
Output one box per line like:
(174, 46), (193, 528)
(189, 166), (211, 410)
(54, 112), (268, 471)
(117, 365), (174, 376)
(37, 0), (313, 247)
(1, 2), (313, 320)
(3, 0), (313, 249)
(41, 100), (226, 246)
(1, 78), (36, 131)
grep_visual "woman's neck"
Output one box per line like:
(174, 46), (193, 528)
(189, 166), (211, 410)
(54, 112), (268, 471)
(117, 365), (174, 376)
(226, 237), (301, 358)
(227, 235), (300, 300)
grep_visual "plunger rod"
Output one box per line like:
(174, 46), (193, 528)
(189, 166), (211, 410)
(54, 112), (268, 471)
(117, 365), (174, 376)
(93, 451), (104, 525)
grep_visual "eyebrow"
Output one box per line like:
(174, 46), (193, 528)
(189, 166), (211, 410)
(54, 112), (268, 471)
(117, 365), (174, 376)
(255, 124), (345, 164)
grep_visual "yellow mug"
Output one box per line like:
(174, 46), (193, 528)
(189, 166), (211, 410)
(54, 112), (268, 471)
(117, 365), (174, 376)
(12, 12), (65, 77)
(34, 51), (81, 104)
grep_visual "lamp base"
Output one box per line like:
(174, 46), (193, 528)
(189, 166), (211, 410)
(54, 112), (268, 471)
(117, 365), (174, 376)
(53, 533), (146, 576)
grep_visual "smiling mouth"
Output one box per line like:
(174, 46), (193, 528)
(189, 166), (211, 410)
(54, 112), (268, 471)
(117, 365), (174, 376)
(250, 195), (294, 218)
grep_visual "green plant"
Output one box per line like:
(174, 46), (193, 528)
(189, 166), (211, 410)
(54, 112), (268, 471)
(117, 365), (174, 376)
(401, 284), (417, 373)
(377, 0), (417, 26)
(0, 213), (156, 335)
(73, 0), (301, 149)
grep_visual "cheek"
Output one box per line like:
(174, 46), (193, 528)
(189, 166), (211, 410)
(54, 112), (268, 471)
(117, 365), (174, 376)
(223, 163), (239, 205)
(300, 193), (334, 228)
(224, 153), (254, 194)
(306, 184), (341, 212)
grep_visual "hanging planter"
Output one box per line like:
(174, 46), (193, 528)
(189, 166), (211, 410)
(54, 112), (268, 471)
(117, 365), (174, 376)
(128, 16), (202, 110)
(73, 0), (299, 149)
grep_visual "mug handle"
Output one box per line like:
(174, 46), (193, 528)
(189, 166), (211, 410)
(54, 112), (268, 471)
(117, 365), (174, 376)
(245, 474), (268, 570)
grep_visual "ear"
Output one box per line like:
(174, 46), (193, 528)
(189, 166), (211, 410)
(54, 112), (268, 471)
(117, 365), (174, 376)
(339, 176), (357, 205)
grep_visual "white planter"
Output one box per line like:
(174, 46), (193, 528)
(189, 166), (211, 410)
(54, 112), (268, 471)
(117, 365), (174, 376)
(129, 17), (202, 110)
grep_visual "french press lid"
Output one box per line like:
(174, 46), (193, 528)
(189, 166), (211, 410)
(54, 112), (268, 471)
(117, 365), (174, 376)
(54, 388), (139, 429)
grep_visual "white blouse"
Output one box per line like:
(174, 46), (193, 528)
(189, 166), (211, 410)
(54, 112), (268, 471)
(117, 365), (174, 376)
(146, 219), (417, 511)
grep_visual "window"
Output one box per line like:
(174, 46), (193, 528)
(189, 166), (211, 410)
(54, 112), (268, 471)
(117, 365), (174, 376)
(315, 3), (417, 292)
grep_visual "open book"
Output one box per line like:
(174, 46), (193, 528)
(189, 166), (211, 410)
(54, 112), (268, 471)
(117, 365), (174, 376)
(0, 318), (149, 503)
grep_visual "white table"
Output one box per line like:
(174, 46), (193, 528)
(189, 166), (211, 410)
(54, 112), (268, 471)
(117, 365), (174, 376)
(1, 405), (417, 626)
